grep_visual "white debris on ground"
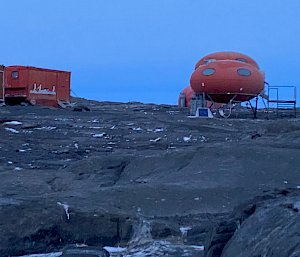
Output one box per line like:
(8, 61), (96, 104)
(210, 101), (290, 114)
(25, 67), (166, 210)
(180, 226), (192, 236)
(87, 119), (99, 123)
(200, 135), (207, 142)
(54, 118), (73, 122)
(131, 127), (143, 131)
(4, 121), (23, 125)
(150, 137), (161, 143)
(57, 202), (70, 220)
(5, 128), (20, 134)
(34, 127), (57, 131)
(92, 133), (106, 138)
(183, 136), (192, 142)
(154, 128), (164, 133)
(89, 126), (103, 129)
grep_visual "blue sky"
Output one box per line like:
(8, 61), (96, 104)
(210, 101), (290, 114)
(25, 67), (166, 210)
(1, 0), (300, 104)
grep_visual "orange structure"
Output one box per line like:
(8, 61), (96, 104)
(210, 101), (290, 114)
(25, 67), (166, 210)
(179, 51), (265, 107)
(4, 66), (71, 107)
(178, 85), (222, 109)
(194, 52), (260, 70)
(0, 65), (4, 103)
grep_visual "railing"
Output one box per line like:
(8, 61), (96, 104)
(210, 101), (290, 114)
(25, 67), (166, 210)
(267, 85), (297, 117)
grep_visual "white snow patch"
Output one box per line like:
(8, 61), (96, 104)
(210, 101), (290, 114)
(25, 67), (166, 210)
(104, 246), (127, 253)
(17, 252), (62, 257)
(93, 133), (106, 138)
(4, 121), (22, 125)
(183, 136), (192, 142)
(191, 245), (205, 251)
(5, 128), (19, 133)
(57, 202), (70, 220)
(14, 167), (23, 171)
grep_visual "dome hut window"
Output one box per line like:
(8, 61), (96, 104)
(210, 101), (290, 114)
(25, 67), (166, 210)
(204, 58), (216, 64)
(236, 58), (248, 63)
(202, 68), (216, 76)
(237, 68), (251, 76)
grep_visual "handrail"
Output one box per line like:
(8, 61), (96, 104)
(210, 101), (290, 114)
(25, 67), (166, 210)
(266, 84), (297, 117)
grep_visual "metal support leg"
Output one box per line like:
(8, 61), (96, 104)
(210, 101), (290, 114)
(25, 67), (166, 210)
(254, 96), (258, 119)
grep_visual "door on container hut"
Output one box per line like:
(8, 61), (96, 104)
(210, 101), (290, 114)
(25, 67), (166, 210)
(56, 71), (71, 102)
(0, 66), (4, 101)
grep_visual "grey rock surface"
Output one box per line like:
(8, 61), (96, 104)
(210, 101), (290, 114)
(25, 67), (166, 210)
(221, 190), (300, 257)
(0, 98), (299, 256)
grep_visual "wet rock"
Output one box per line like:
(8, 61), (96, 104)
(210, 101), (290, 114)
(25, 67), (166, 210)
(203, 189), (300, 257)
(186, 224), (212, 245)
(221, 192), (300, 257)
(0, 201), (134, 257)
(204, 221), (237, 257)
(1, 99), (300, 256)
(61, 245), (109, 257)
(151, 221), (181, 239)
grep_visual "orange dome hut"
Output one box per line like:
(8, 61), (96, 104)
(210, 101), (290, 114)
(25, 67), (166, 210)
(195, 51), (260, 70)
(190, 51), (265, 104)
(178, 86), (194, 107)
(178, 85), (223, 109)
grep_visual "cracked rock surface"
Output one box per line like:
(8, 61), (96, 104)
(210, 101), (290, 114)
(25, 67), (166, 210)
(0, 98), (300, 256)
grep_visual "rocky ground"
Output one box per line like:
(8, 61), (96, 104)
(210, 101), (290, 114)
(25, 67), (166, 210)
(0, 98), (300, 257)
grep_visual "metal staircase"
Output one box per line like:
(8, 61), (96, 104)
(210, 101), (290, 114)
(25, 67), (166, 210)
(267, 85), (297, 117)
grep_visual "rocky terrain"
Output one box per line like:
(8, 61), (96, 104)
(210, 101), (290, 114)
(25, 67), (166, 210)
(0, 98), (300, 257)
